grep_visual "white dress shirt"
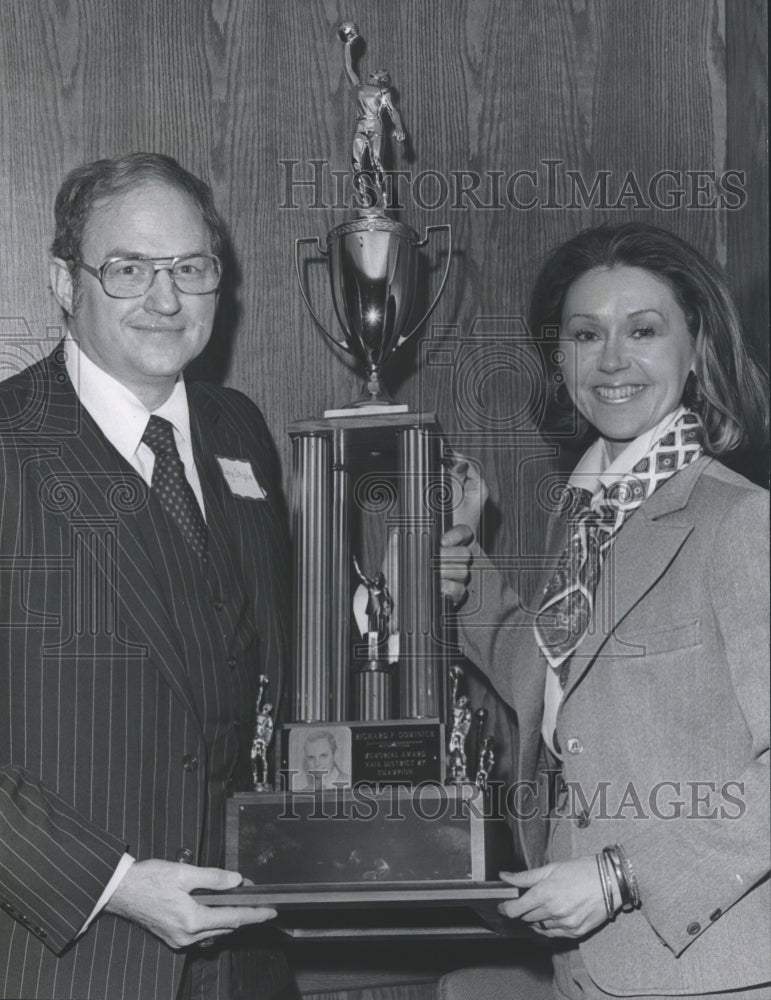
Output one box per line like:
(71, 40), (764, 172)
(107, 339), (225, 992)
(63, 334), (207, 517)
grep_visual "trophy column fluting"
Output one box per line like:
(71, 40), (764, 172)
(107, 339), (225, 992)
(291, 432), (332, 721)
(330, 428), (351, 719)
(396, 425), (442, 719)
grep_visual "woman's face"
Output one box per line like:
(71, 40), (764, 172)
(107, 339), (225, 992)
(559, 265), (696, 459)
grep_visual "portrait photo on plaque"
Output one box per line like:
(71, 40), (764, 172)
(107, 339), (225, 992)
(285, 724), (353, 791)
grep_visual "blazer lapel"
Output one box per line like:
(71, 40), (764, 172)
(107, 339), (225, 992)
(560, 456), (710, 697)
(37, 354), (201, 724)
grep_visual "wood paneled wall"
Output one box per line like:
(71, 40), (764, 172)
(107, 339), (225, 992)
(1, 0), (767, 536)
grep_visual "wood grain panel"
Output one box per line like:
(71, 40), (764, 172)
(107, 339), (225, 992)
(725, 0), (768, 354)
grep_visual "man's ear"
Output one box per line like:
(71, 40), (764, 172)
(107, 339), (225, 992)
(49, 257), (75, 315)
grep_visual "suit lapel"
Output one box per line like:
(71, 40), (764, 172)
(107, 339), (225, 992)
(37, 353), (201, 724)
(187, 392), (247, 583)
(560, 456), (709, 697)
(187, 385), (291, 718)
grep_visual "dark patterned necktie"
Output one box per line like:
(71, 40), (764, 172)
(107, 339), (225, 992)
(141, 415), (208, 559)
(534, 410), (702, 688)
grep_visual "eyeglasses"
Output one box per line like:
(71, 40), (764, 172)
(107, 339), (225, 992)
(72, 253), (222, 298)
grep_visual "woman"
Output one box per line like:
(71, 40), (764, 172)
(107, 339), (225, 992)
(442, 222), (769, 998)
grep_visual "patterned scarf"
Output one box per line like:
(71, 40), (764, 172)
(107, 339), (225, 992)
(535, 410), (703, 687)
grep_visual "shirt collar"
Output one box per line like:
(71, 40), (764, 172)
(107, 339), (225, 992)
(63, 333), (194, 463)
(569, 406), (687, 498)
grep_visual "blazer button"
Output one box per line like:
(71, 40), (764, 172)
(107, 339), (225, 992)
(687, 921), (701, 935)
(176, 847), (194, 863)
(34, 927), (47, 939)
(228, 656), (237, 669)
(182, 754), (199, 772)
(213, 599), (225, 612)
(566, 738), (583, 754)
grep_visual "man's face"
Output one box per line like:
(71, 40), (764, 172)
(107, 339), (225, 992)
(55, 180), (217, 407)
(304, 739), (334, 773)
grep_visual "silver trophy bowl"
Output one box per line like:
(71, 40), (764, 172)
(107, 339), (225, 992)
(296, 215), (451, 407)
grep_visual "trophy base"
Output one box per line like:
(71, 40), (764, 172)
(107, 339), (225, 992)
(324, 402), (409, 417)
(195, 881), (525, 939)
(213, 785), (518, 937)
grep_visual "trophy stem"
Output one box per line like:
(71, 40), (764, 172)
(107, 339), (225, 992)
(342, 364), (399, 409)
(354, 660), (394, 721)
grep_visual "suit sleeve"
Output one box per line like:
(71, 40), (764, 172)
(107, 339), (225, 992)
(0, 767), (127, 953)
(0, 429), (128, 953)
(621, 488), (770, 956)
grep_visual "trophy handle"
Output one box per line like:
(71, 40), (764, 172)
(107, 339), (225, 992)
(396, 223), (452, 348)
(294, 236), (353, 354)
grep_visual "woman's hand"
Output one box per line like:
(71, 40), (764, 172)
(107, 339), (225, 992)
(438, 458), (489, 604)
(448, 458), (488, 536)
(497, 857), (617, 938)
(439, 524), (473, 603)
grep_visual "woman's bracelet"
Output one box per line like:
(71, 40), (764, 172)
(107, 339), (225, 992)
(595, 851), (615, 921)
(602, 845), (640, 912)
(614, 842), (641, 908)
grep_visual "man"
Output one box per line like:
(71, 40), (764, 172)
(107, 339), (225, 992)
(300, 731), (350, 791)
(0, 153), (297, 999)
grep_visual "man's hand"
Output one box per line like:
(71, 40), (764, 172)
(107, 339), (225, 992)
(104, 860), (276, 950)
(497, 857), (617, 938)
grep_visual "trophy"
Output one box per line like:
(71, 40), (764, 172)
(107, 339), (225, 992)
(215, 23), (516, 939)
(352, 554), (395, 720)
(474, 708), (495, 792)
(295, 21), (451, 409)
(446, 665), (472, 784)
(250, 675), (274, 791)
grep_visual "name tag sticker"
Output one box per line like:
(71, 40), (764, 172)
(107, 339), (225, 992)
(216, 457), (267, 500)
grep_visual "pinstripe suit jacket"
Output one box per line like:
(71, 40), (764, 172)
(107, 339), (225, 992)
(458, 456), (770, 995)
(0, 348), (293, 999)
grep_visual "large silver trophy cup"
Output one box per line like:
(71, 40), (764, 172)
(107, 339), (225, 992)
(295, 22), (451, 408)
(296, 217), (450, 407)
